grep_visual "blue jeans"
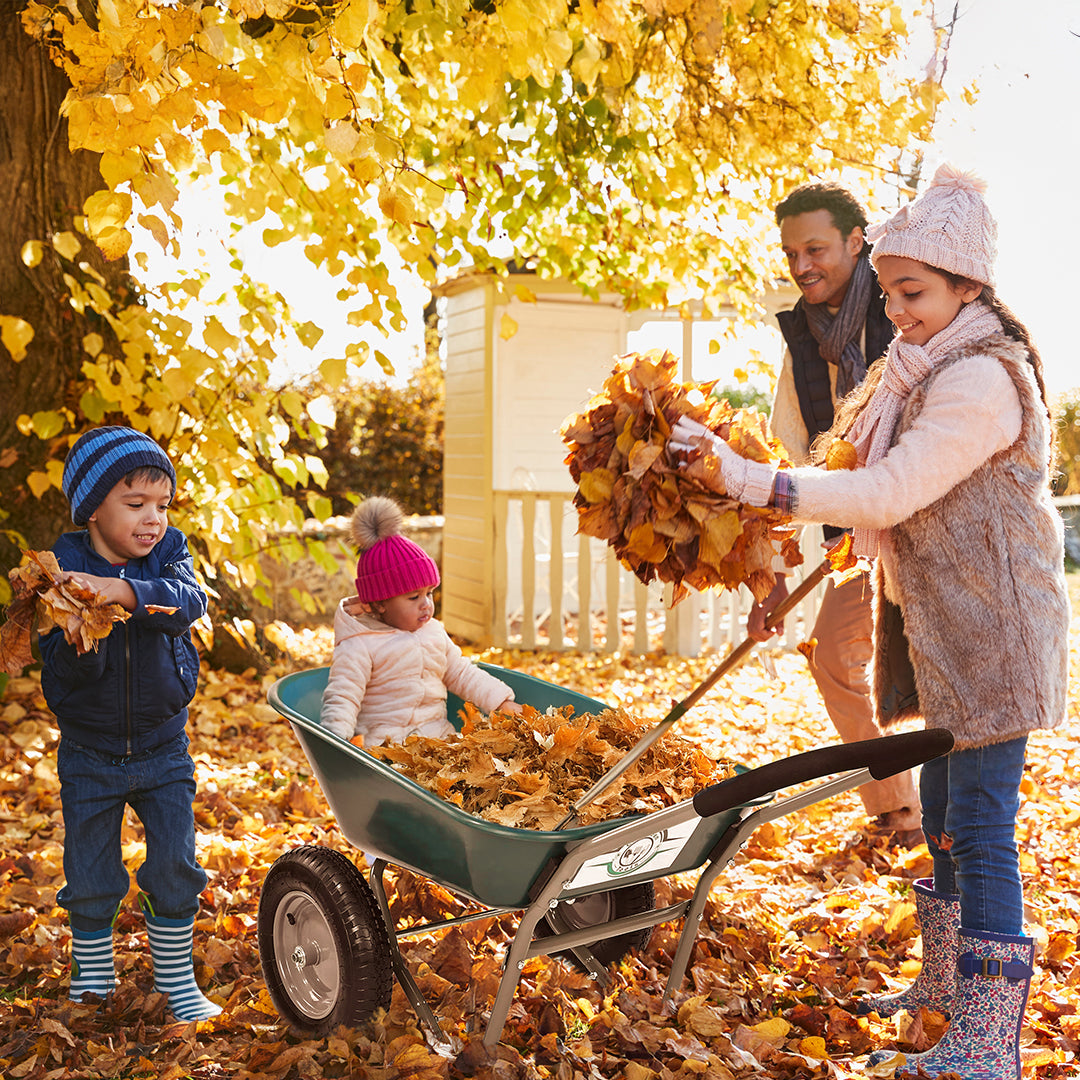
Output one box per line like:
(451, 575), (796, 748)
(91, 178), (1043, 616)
(920, 736), (1027, 934)
(57, 732), (208, 931)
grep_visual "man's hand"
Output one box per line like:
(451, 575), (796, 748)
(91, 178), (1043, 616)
(747, 577), (789, 642)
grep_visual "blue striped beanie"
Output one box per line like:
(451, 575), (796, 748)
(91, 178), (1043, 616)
(62, 426), (176, 526)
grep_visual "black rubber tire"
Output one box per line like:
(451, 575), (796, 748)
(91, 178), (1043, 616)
(258, 845), (394, 1034)
(537, 881), (656, 969)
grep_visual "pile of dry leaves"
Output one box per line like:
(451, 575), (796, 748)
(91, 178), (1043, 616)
(560, 350), (803, 603)
(364, 702), (737, 828)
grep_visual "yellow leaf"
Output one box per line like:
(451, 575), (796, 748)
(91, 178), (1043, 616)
(98, 148), (143, 189)
(513, 283), (537, 303)
(0, 316), (35, 361)
(280, 391), (303, 418)
(20, 241), (44, 268)
(625, 521), (667, 563)
(578, 468), (615, 504)
(94, 226), (132, 261)
(27, 471), (52, 498)
(799, 1036), (828, 1059)
(296, 321), (323, 348)
(752, 1016), (791, 1039)
(29, 411), (64, 440)
(202, 317), (239, 355)
(499, 313), (518, 340)
(51, 232), (82, 261)
(136, 213), (170, 253)
(698, 510), (742, 568)
(318, 356), (347, 385)
(84, 189), (132, 234)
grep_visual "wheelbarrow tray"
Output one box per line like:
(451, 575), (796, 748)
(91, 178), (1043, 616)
(269, 663), (756, 910)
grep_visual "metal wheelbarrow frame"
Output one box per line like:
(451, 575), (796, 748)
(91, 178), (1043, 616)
(259, 663), (951, 1050)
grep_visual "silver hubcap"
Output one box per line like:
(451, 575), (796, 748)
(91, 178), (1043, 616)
(274, 890), (340, 1020)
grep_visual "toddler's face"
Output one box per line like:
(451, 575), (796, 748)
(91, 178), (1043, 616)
(87, 476), (173, 564)
(377, 586), (437, 632)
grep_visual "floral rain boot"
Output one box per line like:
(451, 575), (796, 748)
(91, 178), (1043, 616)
(871, 927), (1034, 1079)
(69, 924), (116, 1000)
(856, 877), (960, 1019)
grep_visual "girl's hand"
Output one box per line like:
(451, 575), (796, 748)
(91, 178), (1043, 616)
(496, 699), (523, 716)
(669, 417), (777, 507)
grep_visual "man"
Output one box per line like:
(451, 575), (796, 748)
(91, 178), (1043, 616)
(753, 182), (922, 846)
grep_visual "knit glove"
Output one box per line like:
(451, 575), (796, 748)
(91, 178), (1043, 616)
(669, 416), (777, 507)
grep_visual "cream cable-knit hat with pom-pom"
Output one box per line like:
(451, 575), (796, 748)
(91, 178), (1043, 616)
(868, 163), (998, 287)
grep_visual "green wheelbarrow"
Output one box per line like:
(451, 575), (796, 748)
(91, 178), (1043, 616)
(259, 662), (951, 1050)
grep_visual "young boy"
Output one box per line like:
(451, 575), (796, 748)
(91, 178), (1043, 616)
(40, 425), (220, 1021)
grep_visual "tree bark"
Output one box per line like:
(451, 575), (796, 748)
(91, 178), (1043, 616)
(0, 6), (133, 570)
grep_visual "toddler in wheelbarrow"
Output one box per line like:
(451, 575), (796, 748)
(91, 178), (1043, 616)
(257, 503), (954, 1062)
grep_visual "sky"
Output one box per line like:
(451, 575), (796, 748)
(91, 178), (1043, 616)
(135, 1), (1080, 397)
(926, 0), (1080, 398)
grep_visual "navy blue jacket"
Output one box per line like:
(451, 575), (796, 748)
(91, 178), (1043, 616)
(40, 527), (207, 757)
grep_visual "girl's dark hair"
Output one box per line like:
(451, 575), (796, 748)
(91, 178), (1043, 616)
(932, 269), (1047, 408)
(774, 182), (869, 239)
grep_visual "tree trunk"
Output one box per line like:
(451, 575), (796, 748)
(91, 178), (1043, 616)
(0, 6), (133, 571)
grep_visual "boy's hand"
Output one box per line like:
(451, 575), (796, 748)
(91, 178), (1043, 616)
(61, 571), (137, 612)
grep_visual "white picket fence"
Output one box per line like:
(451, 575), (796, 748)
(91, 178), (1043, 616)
(491, 490), (827, 656)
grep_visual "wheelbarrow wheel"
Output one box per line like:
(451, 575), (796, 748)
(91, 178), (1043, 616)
(258, 845), (394, 1034)
(538, 881), (656, 970)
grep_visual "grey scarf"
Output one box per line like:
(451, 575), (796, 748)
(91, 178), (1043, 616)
(803, 253), (874, 398)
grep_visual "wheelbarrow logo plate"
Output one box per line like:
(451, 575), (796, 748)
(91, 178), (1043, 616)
(565, 818), (699, 890)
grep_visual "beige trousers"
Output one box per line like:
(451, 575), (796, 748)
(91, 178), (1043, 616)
(808, 575), (921, 818)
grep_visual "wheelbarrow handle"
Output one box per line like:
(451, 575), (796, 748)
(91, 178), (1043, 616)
(692, 728), (954, 819)
(554, 557), (831, 830)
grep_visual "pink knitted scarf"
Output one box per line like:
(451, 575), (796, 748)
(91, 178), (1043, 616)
(846, 299), (1003, 557)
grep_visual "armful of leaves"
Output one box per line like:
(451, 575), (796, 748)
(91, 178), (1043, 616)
(1, 550), (132, 675)
(561, 350), (802, 604)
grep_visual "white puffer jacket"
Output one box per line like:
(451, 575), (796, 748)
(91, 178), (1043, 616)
(320, 600), (515, 744)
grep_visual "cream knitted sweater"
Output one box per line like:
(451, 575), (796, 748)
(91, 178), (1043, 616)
(320, 601), (515, 744)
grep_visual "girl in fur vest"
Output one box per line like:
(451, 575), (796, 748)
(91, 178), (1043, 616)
(670, 164), (1069, 1080)
(321, 496), (521, 745)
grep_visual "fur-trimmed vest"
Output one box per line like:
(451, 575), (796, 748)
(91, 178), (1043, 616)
(871, 335), (1069, 750)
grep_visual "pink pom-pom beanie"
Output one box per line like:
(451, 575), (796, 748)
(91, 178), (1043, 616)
(352, 496), (440, 603)
(868, 163), (998, 287)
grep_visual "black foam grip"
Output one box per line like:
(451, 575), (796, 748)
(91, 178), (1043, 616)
(692, 728), (953, 819)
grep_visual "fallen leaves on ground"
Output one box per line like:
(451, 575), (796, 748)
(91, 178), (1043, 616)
(561, 350), (803, 603)
(1, 551), (129, 673)
(364, 702), (737, 828)
(1, 610), (1078, 1079)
